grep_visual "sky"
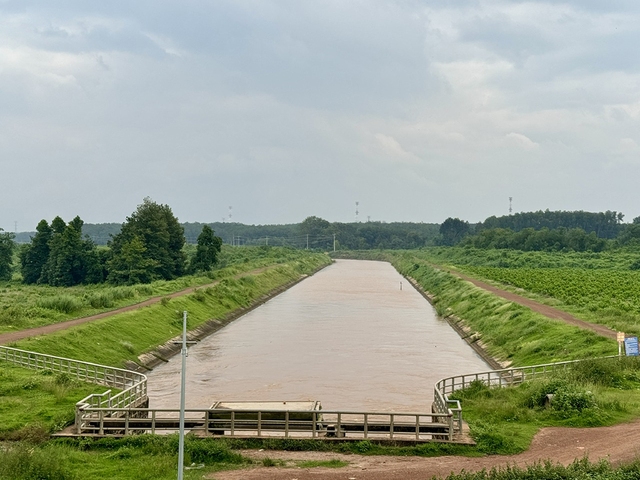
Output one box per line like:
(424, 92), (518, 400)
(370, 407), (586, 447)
(1, 0), (640, 231)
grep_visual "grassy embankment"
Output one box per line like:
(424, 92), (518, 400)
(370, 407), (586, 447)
(0, 247), (343, 478)
(420, 247), (640, 337)
(7, 247), (330, 365)
(334, 249), (640, 456)
(0, 247), (329, 432)
(0, 245), (325, 335)
(383, 248), (640, 456)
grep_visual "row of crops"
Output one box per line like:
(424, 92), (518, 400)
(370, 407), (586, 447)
(464, 267), (640, 314)
(409, 247), (640, 335)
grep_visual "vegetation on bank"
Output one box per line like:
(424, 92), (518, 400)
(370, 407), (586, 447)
(0, 245), (314, 334)
(445, 458), (640, 480)
(375, 251), (614, 366)
(0, 363), (99, 441)
(415, 247), (640, 337)
(16, 198), (223, 287)
(452, 357), (640, 454)
(10, 249), (331, 366)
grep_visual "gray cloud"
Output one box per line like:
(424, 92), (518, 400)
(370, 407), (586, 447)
(1, 0), (640, 230)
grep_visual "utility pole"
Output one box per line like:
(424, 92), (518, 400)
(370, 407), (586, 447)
(266, 236), (269, 246)
(306, 234), (309, 250)
(177, 311), (187, 480)
(333, 233), (336, 252)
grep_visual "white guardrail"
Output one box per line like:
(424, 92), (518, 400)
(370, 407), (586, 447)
(433, 356), (618, 433)
(0, 345), (148, 432)
(1, 344), (616, 439)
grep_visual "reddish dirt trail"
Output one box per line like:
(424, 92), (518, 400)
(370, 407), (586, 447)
(211, 419), (640, 480)
(0, 267), (272, 346)
(452, 271), (617, 340)
(207, 267), (632, 480)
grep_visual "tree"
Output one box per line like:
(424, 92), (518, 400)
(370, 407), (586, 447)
(299, 216), (331, 237)
(108, 198), (186, 284)
(40, 216), (102, 286)
(107, 235), (159, 285)
(439, 218), (470, 246)
(189, 225), (222, 273)
(0, 229), (16, 281)
(19, 219), (52, 284)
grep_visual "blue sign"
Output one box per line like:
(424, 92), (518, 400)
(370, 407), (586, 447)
(625, 337), (639, 356)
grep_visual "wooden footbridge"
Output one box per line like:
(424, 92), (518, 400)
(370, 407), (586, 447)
(1, 345), (605, 443)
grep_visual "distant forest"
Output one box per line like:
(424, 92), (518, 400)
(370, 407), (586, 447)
(15, 219), (440, 250)
(13, 209), (640, 252)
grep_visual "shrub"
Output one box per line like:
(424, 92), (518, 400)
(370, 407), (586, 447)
(552, 387), (596, 413)
(37, 295), (83, 314)
(87, 291), (114, 309)
(0, 444), (75, 480)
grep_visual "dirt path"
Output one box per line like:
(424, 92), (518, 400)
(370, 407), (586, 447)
(211, 419), (640, 480)
(452, 271), (617, 340)
(0, 267), (272, 346)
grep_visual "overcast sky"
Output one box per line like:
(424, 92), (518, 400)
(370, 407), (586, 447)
(2, 0), (640, 230)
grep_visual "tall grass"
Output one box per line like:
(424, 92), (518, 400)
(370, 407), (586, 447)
(36, 295), (83, 314)
(0, 247), (329, 334)
(450, 358), (640, 455)
(388, 252), (615, 366)
(13, 252), (331, 367)
(446, 458), (640, 480)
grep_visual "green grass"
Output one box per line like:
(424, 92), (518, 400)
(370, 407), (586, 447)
(445, 458), (640, 480)
(0, 363), (100, 440)
(11, 251), (331, 367)
(0, 436), (248, 480)
(386, 252), (617, 366)
(0, 246), (326, 334)
(408, 247), (640, 336)
(450, 357), (640, 455)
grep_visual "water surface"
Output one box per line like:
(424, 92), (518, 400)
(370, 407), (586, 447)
(147, 259), (489, 412)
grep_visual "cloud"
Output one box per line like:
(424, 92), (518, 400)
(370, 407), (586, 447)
(2, 0), (640, 229)
(505, 132), (539, 149)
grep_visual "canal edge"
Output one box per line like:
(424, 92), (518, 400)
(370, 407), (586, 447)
(403, 275), (506, 371)
(127, 261), (334, 373)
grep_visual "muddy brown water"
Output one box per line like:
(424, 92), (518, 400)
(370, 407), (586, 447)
(146, 259), (490, 412)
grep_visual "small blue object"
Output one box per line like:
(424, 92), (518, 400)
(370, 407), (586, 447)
(625, 337), (639, 356)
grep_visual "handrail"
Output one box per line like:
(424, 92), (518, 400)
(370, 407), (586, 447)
(0, 345), (148, 429)
(75, 407), (453, 440)
(432, 355), (618, 433)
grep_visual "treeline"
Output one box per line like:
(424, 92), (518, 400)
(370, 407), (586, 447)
(440, 211), (640, 252)
(480, 210), (625, 239)
(295, 216), (439, 250)
(8, 198), (222, 286)
(17, 219), (441, 250)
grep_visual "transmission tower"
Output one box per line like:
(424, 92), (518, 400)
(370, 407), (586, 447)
(228, 206), (232, 222)
(509, 197), (513, 214)
(355, 201), (359, 223)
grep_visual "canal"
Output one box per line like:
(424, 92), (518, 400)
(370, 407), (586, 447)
(146, 259), (490, 412)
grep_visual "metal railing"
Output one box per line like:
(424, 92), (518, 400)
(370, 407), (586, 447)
(433, 356), (618, 433)
(0, 345), (148, 431)
(75, 407), (453, 441)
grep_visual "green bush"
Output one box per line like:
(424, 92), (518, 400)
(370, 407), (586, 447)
(185, 438), (245, 465)
(87, 291), (114, 308)
(0, 443), (75, 480)
(37, 295), (83, 314)
(525, 378), (571, 408)
(552, 387), (596, 413)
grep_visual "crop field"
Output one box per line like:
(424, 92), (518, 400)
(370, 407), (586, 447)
(463, 267), (640, 314)
(408, 247), (640, 336)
